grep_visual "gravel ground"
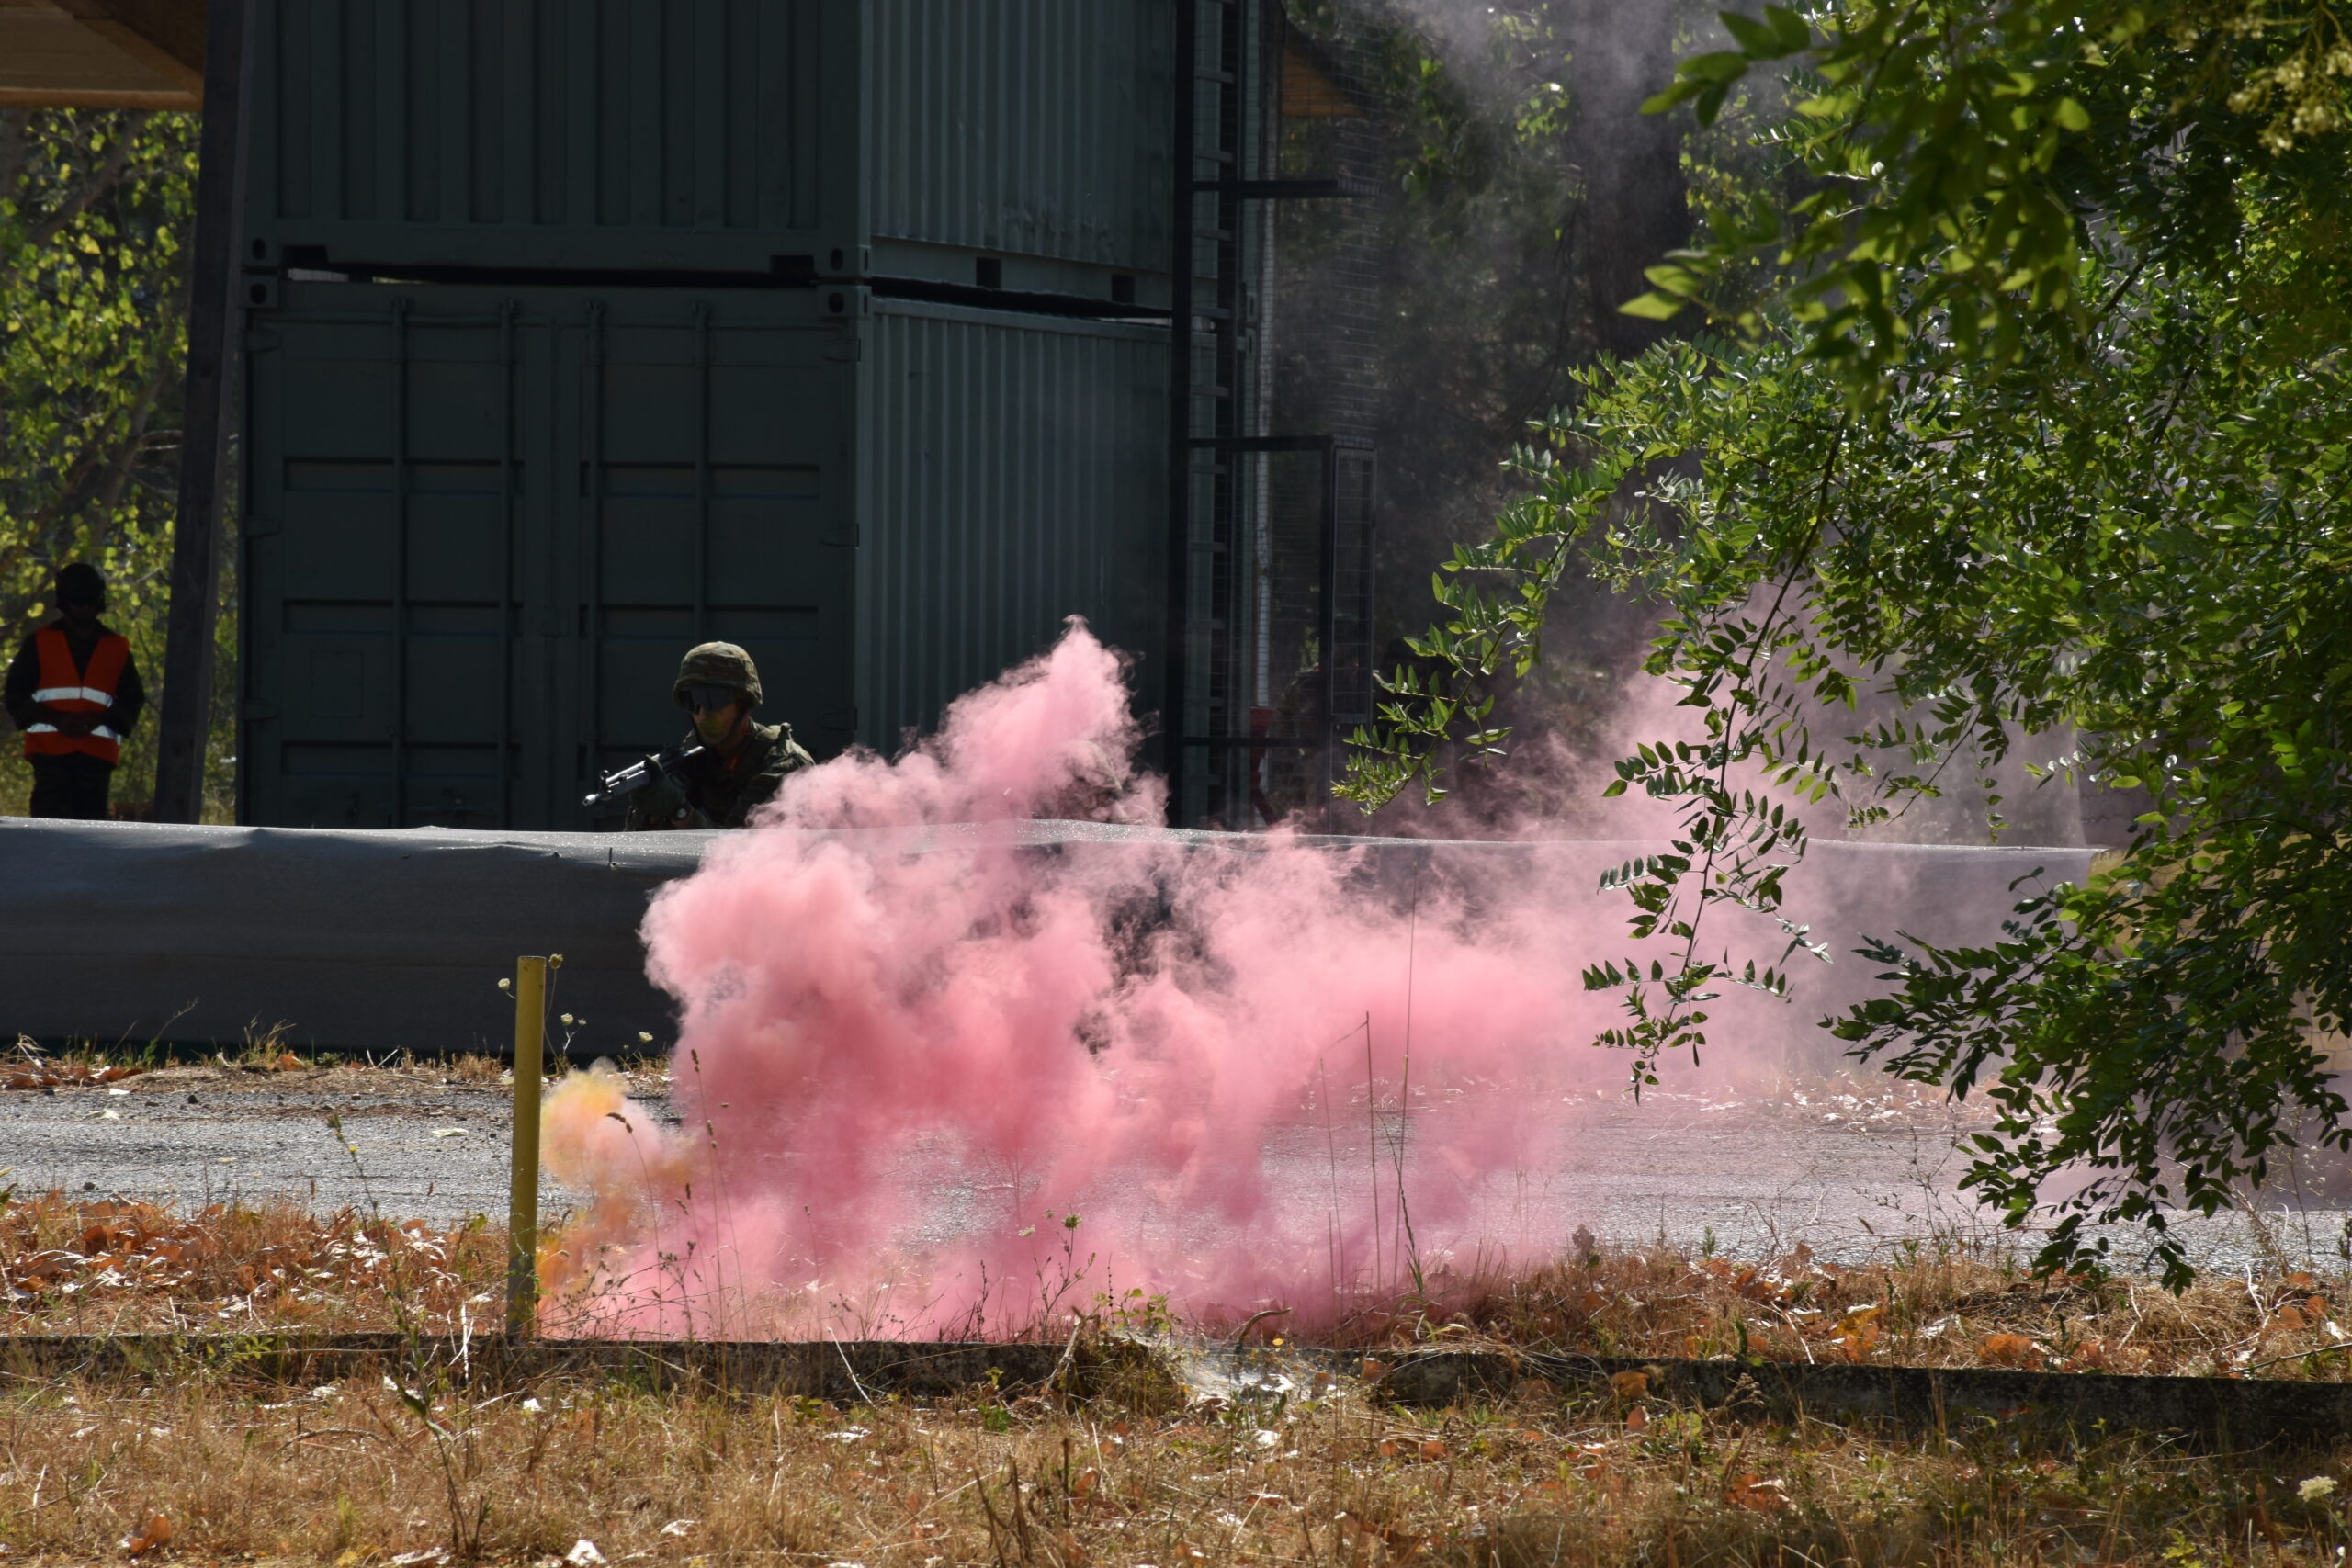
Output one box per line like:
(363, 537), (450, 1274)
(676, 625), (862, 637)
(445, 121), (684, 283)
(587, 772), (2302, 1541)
(4, 1061), (2342, 1277)
(0, 1062), (605, 1225)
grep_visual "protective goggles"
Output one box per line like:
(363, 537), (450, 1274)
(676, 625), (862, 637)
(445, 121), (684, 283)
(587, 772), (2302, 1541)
(679, 683), (744, 715)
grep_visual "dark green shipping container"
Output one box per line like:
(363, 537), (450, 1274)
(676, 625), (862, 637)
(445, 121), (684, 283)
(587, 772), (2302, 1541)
(245, 0), (1172, 297)
(242, 280), (1165, 829)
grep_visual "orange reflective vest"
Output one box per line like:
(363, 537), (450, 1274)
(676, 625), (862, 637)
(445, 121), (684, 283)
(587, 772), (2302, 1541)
(22, 624), (130, 764)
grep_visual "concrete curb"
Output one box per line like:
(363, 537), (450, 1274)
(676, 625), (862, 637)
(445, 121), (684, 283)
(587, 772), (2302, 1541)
(7, 1335), (2351, 1444)
(1365, 1348), (2352, 1446)
(0, 1335), (1073, 1401)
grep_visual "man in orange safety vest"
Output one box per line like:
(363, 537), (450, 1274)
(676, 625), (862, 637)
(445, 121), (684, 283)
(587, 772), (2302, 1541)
(5, 562), (146, 819)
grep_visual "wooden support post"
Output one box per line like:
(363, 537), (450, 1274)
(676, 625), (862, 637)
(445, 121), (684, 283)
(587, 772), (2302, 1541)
(152, 0), (249, 823)
(505, 954), (549, 1337)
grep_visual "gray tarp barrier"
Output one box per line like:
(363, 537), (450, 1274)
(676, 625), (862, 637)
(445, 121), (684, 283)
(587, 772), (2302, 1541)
(1, 819), (713, 1056)
(1, 816), (2095, 1057)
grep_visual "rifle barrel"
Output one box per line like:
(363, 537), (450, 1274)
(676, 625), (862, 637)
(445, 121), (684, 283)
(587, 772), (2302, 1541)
(582, 744), (706, 808)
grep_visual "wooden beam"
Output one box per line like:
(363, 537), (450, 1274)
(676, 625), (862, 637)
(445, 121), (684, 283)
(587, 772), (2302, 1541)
(74, 0), (208, 78)
(0, 0), (203, 110)
(83, 21), (205, 94)
(0, 86), (198, 109)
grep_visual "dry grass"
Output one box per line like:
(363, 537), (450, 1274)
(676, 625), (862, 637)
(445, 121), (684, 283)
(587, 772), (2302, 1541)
(8, 1031), (307, 1079)
(1415, 1239), (2352, 1381)
(4, 1357), (2352, 1564)
(7, 1034), (668, 1086)
(12, 1199), (2352, 1560)
(0, 1192), (503, 1337)
(12, 1190), (2352, 1382)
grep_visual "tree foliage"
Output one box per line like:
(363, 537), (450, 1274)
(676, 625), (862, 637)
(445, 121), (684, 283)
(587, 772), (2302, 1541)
(1346, 0), (2352, 1283)
(1633, 0), (2352, 382)
(1278, 1), (1738, 778)
(0, 107), (230, 817)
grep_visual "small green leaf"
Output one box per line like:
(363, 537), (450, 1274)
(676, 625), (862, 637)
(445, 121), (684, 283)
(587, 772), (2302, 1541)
(1762, 5), (1811, 53)
(1717, 11), (1783, 56)
(1678, 50), (1752, 85)
(1642, 263), (1702, 297)
(1621, 290), (1689, 321)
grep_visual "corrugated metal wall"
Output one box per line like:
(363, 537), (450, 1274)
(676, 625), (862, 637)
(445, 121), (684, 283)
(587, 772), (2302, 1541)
(246, 0), (862, 274)
(865, 0), (1172, 274)
(856, 300), (1166, 750)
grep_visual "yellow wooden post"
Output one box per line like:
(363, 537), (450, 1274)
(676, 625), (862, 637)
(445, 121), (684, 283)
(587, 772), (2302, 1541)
(506, 953), (548, 1337)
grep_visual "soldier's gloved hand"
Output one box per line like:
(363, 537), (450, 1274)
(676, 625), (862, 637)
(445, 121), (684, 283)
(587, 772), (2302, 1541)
(627, 773), (691, 832)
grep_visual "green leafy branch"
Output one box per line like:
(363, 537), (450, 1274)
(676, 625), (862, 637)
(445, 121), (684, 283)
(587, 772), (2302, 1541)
(1630, 1), (2352, 394)
(1346, 212), (2352, 1276)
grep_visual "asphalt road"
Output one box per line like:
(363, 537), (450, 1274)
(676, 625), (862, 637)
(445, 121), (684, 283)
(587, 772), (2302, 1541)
(7, 1061), (2341, 1279)
(0, 1063), (592, 1224)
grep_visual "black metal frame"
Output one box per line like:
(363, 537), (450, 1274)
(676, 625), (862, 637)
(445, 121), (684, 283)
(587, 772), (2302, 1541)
(1193, 433), (1374, 818)
(1166, 0), (1376, 829)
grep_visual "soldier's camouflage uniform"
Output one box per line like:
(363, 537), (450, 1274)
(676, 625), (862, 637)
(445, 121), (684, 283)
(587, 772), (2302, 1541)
(623, 640), (815, 829)
(625, 719), (814, 830)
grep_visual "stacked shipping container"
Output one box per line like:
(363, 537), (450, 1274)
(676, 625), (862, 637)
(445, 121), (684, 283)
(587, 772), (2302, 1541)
(237, 0), (1181, 829)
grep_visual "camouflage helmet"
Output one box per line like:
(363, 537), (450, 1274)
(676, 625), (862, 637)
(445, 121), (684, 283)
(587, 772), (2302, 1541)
(673, 641), (763, 709)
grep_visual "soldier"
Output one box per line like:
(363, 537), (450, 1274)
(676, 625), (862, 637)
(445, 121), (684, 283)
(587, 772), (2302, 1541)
(626, 641), (814, 830)
(6, 562), (145, 819)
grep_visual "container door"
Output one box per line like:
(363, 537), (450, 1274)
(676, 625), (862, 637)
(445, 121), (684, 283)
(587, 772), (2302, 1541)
(243, 288), (556, 829)
(550, 293), (859, 829)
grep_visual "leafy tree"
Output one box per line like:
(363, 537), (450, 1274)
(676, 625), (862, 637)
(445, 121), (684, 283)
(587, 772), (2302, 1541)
(0, 108), (232, 819)
(1635, 0), (2352, 379)
(1269, 0), (1742, 781)
(1347, 0), (2352, 1283)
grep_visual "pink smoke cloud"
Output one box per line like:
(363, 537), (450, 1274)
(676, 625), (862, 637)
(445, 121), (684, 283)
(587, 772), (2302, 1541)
(536, 621), (1949, 1339)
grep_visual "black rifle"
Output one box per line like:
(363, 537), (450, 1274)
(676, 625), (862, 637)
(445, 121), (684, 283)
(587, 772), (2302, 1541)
(582, 743), (705, 808)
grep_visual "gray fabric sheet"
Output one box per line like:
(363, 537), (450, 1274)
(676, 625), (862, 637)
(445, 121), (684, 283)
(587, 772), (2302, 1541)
(1, 819), (712, 1056)
(1, 816), (2094, 1058)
